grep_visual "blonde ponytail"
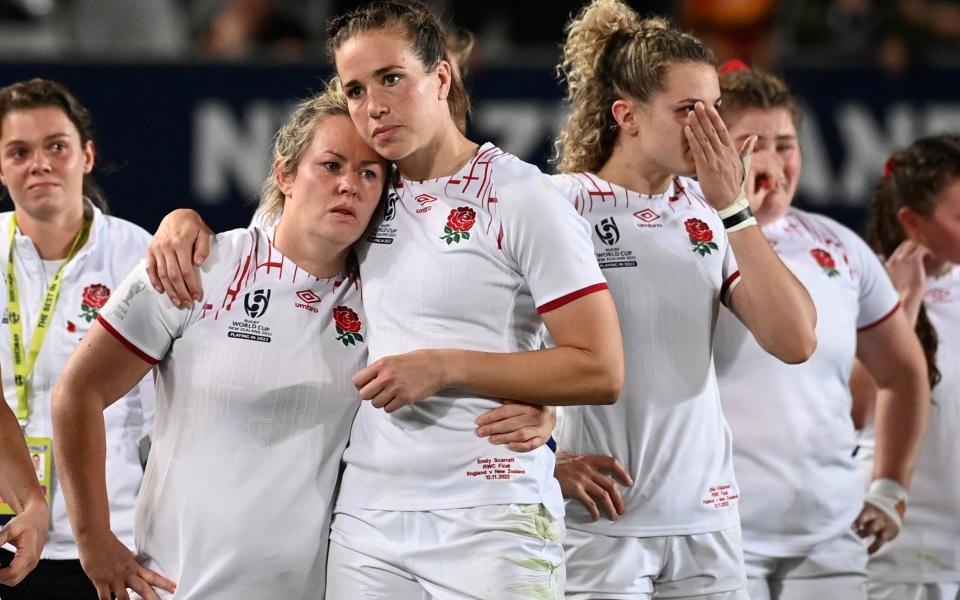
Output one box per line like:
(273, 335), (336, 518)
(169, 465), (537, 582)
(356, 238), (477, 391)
(554, 0), (713, 173)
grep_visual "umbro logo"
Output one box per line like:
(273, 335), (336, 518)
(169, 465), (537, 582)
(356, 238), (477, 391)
(633, 208), (663, 229)
(634, 208), (660, 222)
(296, 290), (321, 303)
(416, 194), (436, 214)
(295, 289), (321, 313)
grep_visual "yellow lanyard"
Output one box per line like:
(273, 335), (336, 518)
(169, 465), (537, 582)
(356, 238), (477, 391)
(7, 214), (91, 423)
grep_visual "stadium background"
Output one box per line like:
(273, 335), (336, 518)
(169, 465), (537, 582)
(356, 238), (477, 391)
(0, 0), (957, 235)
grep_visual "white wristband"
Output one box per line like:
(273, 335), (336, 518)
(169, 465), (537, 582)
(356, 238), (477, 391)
(717, 195), (750, 219)
(865, 478), (909, 528)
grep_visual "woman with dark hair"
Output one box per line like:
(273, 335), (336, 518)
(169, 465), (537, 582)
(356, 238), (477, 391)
(0, 78), (155, 598)
(713, 65), (929, 600)
(860, 134), (960, 600)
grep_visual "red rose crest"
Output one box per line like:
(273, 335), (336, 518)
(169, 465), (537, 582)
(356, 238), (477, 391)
(440, 207), (476, 245)
(79, 284), (111, 322)
(333, 306), (363, 346)
(810, 248), (839, 277)
(684, 218), (719, 256)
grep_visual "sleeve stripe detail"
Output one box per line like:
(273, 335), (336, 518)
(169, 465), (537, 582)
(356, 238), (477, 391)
(720, 270), (742, 306)
(97, 314), (161, 365)
(857, 301), (901, 332)
(537, 282), (609, 315)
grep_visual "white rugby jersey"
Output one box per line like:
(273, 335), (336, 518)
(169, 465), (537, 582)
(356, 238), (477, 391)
(551, 173), (743, 536)
(715, 207), (900, 556)
(0, 204), (153, 560)
(336, 143), (607, 518)
(99, 227), (365, 599)
(861, 266), (960, 582)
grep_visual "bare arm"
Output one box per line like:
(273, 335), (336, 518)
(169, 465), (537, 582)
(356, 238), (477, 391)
(0, 399), (47, 586)
(857, 309), (929, 489)
(354, 290), (625, 411)
(685, 102), (816, 364)
(52, 324), (176, 600)
(852, 308), (929, 553)
(850, 359), (877, 431)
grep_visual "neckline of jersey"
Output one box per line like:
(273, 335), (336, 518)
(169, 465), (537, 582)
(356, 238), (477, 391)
(584, 172), (682, 202)
(400, 142), (496, 186)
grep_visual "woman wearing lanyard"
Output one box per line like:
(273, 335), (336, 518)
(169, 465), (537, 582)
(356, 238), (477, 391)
(0, 78), (154, 599)
(0, 397), (49, 586)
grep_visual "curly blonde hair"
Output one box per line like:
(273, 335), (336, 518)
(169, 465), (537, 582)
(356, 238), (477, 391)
(553, 0), (714, 173)
(256, 79), (351, 225)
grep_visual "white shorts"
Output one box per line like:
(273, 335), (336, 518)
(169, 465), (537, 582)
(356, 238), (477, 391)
(867, 582), (960, 600)
(564, 524), (748, 599)
(744, 528), (868, 600)
(326, 504), (565, 599)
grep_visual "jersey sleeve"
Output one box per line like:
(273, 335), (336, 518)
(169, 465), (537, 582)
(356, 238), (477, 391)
(849, 233), (901, 331)
(97, 261), (192, 364)
(720, 232), (742, 307)
(498, 172), (608, 314)
(96, 228), (246, 363)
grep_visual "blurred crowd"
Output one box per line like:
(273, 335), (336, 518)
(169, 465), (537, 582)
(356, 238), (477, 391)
(1, 0), (959, 71)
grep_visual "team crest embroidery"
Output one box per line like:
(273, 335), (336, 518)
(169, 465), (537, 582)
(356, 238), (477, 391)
(684, 218), (718, 256)
(810, 248), (840, 277)
(333, 306), (364, 347)
(79, 284), (111, 322)
(440, 207), (476, 245)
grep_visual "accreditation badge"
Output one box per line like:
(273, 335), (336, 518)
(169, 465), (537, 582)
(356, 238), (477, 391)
(0, 436), (52, 515)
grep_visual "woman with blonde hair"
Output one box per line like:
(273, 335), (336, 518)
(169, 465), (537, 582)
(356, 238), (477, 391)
(53, 84), (387, 600)
(713, 65), (928, 600)
(549, 1), (817, 598)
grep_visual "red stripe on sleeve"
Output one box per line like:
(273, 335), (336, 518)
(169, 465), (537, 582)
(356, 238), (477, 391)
(857, 301), (901, 332)
(720, 270), (741, 306)
(97, 314), (161, 365)
(537, 283), (609, 315)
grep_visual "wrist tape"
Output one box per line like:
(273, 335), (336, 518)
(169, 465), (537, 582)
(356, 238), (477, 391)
(865, 478), (909, 528)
